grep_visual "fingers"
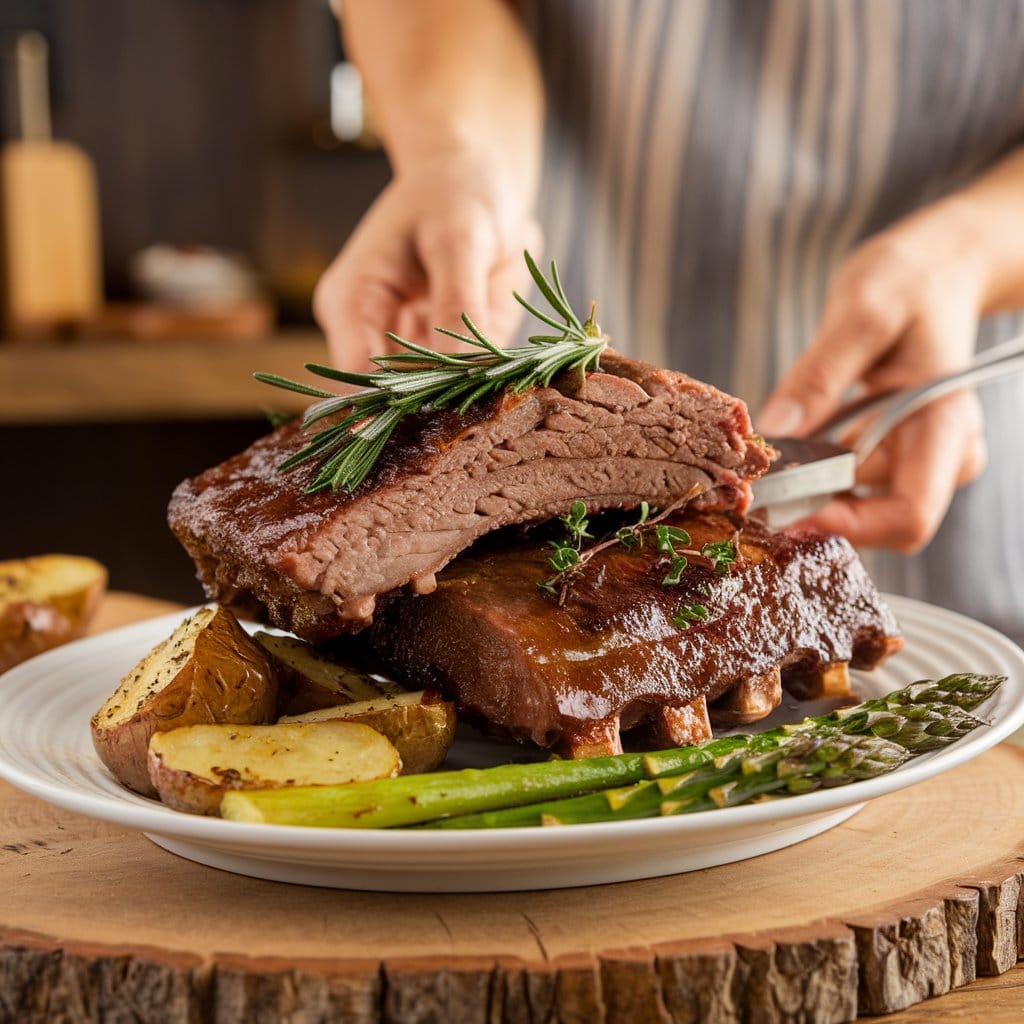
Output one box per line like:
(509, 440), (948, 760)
(795, 393), (985, 552)
(758, 272), (911, 437)
(853, 419), (986, 490)
(416, 204), (500, 341)
(958, 430), (988, 485)
(314, 262), (408, 371)
(758, 217), (988, 552)
(394, 299), (431, 348)
(759, 236), (984, 441)
(480, 219), (544, 346)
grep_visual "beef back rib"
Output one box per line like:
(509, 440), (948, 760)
(367, 512), (904, 758)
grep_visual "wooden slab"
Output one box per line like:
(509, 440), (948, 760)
(1, 593), (1023, 1022)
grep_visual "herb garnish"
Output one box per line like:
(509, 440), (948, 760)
(701, 537), (740, 575)
(539, 501), (592, 595)
(653, 529), (740, 588)
(614, 501), (650, 550)
(672, 603), (709, 629)
(655, 525), (693, 586)
(560, 500), (593, 547)
(537, 493), (743, 605)
(255, 253), (606, 494)
(537, 487), (704, 602)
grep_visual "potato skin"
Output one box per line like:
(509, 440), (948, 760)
(282, 693), (457, 774)
(254, 632), (403, 717)
(273, 659), (343, 717)
(91, 607), (278, 796)
(147, 755), (224, 815)
(332, 702), (455, 774)
(0, 555), (107, 673)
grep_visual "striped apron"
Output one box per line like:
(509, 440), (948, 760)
(528, 0), (1024, 643)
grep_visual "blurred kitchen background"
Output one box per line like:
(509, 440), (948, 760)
(0, 1), (384, 600)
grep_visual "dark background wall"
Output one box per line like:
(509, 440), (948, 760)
(0, 420), (269, 603)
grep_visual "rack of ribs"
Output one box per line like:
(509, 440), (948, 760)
(366, 512), (904, 758)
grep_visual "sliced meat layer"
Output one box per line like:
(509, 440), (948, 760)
(366, 513), (904, 757)
(169, 352), (773, 639)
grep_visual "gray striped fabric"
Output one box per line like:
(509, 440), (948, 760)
(528, 0), (1024, 641)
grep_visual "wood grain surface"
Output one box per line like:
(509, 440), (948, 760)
(1, 592), (1022, 1023)
(0, 332), (326, 424)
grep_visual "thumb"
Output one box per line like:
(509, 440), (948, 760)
(313, 265), (403, 371)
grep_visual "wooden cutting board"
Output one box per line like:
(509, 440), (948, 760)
(1, 592), (1023, 1023)
(0, 33), (102, 336)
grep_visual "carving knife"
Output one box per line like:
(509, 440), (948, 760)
(752, 334), (1024, 524)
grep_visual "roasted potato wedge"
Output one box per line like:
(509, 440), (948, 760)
(148, 721), (401, 815)
(255, 632), (405, 716)
(91, 605), (278, 796)
(280, 690), (456, 774)
(0, 554), (107, 673)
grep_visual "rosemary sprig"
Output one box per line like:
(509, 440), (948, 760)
(255, 252), (606, 494)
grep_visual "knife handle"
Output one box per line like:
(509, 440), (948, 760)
(14, 31), (51, 143)
(816, 334), (1024, 463)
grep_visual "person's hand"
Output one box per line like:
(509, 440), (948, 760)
(756, 199), (989, 553)
(314, 152), (541, 371)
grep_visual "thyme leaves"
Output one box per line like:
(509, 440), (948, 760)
(536, 487), (738, 612)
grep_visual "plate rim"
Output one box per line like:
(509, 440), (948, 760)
(0, 594), (1022, 853)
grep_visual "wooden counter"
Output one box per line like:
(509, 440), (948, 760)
(0, 332), (327, 423)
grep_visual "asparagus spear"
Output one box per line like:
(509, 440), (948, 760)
(220, 735), (749, 828)
(669, 731), (909, 809)
(431, 731), (909, 828)
(778, 701), (984, 752)
(431, 694), (991, 829)
(220, 673), (1003, 829)
(862, 673), (1004, 712)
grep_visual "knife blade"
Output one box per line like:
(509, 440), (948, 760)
(750, 437), (855, 525)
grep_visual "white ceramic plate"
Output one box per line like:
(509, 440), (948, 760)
(0, 595), (1021, 892)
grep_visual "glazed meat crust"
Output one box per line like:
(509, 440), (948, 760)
(367, 513), (904, 757)
(169, 352), (773, 640)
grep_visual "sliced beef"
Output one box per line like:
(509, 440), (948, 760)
(169, 352), (773, 640)
(366, 513), (904, 758)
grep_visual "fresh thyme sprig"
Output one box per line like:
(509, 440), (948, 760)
(701, 537), (740, 575)
(657, 530), (741, 587)
(537, 491), (743, 604)
(615, 501), (650, 550)
(539, 500), (593, 594)
(255, 252), (606, 494)
(672, 603), (709, 630)
(537, 488), (702, 602)
(656, 525), (693, 586)
(560, 500), (593, 547)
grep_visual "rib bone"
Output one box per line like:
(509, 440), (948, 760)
(709, 667), (783, 726)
